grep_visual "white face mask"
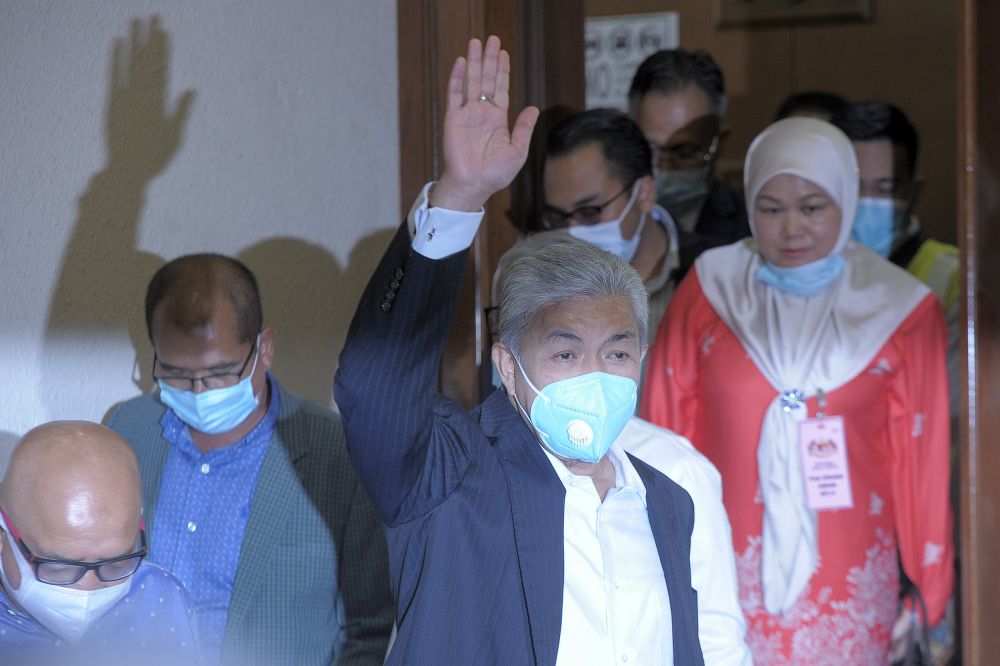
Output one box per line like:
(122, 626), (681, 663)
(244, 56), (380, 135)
(0, 514), (132, 643)
(568, 183), (646, 262)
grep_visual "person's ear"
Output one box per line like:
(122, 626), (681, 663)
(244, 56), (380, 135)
(491, 343), (518, 395)
(258, 326), (277, 373)
(637, 175), (657, 215)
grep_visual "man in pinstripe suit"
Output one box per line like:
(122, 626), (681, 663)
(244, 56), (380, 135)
(335, 36), (704, 665)
(108, 254), (393, 665)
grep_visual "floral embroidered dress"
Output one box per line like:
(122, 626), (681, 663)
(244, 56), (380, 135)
(640, 269), (954, 664)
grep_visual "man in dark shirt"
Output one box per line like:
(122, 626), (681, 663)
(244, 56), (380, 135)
(629, 49), (751, 281)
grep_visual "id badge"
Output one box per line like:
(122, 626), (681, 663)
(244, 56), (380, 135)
(798, 416), (853, 511)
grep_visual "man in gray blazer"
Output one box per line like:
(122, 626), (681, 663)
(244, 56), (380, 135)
(108, 254), (393, 665)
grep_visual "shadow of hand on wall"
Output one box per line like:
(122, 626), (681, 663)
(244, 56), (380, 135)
(40, 15), (398, 419)
(239, 239), (345, 409)
(42, 16), (195, 420)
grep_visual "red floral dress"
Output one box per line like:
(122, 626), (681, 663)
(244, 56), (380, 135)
(641, 271), (954, 665)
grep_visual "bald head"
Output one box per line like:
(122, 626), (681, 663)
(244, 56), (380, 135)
(1, 422), (141, 570)
(145, 254), (262, 345)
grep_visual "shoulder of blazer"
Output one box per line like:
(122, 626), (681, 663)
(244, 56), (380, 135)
(270, 381), (347, 463)
(107, 394), (168, 451)
(268, 382), (360, 530)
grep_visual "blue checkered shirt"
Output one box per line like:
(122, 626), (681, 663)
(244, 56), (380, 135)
(152, 374), (279, 662)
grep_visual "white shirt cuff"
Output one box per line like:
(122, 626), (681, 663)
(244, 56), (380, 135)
(407, 182), (485, 259)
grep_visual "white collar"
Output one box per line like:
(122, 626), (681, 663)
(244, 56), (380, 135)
(540, 441), (647, 506)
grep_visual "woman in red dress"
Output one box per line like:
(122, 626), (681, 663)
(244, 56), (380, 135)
(640, 117), (953, 664)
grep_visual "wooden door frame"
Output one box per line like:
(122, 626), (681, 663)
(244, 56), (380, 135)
(396, 0), (585, 408)
(958, 0), (1000, 662)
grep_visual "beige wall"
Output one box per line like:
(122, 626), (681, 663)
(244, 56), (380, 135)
(586, 0), (957, 243)
(0, 2), (399, 452)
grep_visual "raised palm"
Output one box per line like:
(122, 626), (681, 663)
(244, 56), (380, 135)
(106, 17), (195, 177)
(433, 36), (539, 212)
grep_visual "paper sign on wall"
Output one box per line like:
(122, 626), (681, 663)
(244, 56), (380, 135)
(585, 12), (680, 111)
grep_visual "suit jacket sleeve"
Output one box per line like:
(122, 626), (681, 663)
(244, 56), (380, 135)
(334, 221), (474, 527)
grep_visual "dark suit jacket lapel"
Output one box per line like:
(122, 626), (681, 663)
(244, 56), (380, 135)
(630, 453), (700, 663)
(484, 391), (565, 666)
(224, 386), (310, 638)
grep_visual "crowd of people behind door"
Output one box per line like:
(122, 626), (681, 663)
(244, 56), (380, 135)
(2, 33), (958, 666)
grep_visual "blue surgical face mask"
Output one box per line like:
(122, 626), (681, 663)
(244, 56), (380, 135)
(157, 343), (262, 435)
(568, 183), (646, 262)
(756, 254), (847, 297)
(512, 358), (636, 463)
(851, 197), (907, 258)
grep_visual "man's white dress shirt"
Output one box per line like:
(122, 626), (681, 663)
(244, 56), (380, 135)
(543, 442), (674, 666)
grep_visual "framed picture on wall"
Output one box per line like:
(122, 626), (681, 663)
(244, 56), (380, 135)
(717, 0), (873, 27)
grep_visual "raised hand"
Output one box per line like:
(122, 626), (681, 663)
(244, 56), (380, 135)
(106, 16), (196, 177)
(431, 36), (539, 212)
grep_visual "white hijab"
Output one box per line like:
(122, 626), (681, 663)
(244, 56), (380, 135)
(696, 118), (930, 614)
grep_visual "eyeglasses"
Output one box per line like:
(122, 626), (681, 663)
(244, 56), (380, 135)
(0, 507), (147, 586)
(650, 134), (719, 171)
(540, 181), (636, 229)
(152, 338), (258, 391)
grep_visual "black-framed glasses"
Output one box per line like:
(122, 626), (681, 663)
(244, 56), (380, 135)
(152, 337), (258, 391)
(650, 133), (720, 171)
(540, 180), (636, 229)
(0, 507), (147, 586)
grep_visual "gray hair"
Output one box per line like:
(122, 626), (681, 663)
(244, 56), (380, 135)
(496, 239), (649, 357)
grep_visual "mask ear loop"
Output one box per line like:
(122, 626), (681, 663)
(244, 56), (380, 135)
(630, 210), (648, 241)
(618, 181), (641, 222)
(510, 357), (553, 446)
(245, 333), (267, 404)
(616, 184), (647, 258)
(247, 334), (262, 377)
(513, 357), (546, 403)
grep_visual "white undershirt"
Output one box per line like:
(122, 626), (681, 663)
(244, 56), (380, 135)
(542, 443), (673, 666)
